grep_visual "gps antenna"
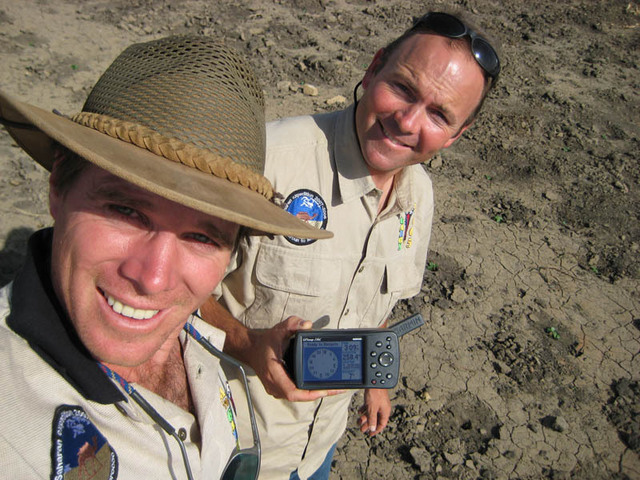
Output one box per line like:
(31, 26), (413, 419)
(390, 313), (425, 338)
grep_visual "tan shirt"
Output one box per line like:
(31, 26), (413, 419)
(220, 106), (433, 479)
(0, 281), (238, 479)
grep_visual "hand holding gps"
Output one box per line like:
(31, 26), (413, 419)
(283, 313), (424, 390)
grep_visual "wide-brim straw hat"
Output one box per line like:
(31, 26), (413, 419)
(0, 35), (332, 240)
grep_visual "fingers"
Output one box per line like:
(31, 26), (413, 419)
(286, 388), (344, 402)
(257, 334), (345, 401)
(267, 357), (345, 401)
(281, 315), (312, 333)
(357, 390), (391, 436)
(252, 316), (339, 402)
(357, 410), (388, 436)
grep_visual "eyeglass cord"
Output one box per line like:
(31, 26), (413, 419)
(99, 320), (260, 480)
(98, 361), (195, 480)
(97, 322), (227, 480)
(187, 314), (262, 462)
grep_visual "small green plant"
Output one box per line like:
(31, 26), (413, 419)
(493, 214), (504, 223)
(545, 326), (560, 339)
(71, 64), (78, 70)
(484, 174), (493, 181)
(426, 261), (438, 272)
(590, 265), (600, 275)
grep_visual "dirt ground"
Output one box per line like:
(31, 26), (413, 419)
(0, 0), (639, 479)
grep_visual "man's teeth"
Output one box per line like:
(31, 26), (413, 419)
(381, 124), (405, 146)
(106, 294), (158, 320)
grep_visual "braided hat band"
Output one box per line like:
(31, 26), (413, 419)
(77, 36), (273, 199)
(71, 112), (273, 199)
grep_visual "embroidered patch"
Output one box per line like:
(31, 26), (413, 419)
(283, 189), (328, 246)
(51, 405), (118, 480)
(219, 376), (239, 446)
(398, 205), (416, 250)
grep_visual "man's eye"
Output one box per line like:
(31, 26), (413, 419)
(394, 82), (412, 97)
(187, 233), (219, 246)
(110, 205), (138, 217)
(430, 109), (449, 125)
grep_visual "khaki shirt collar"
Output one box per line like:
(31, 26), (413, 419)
(7, 228), (125, 404)
(333, 104), (377, 204)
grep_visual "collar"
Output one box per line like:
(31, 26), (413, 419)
(332, 104), (378, 204)
(7, 228), (125, 404)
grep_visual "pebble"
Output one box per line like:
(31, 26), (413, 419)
(276, 80), (291, 92)
(543, 415), (569, 433)
(429, 154), (443, 168)
(552, 416), (569, 432)
(420, 391), (432, 401)
(444, 451), (464, 465)
(409, 447), (432, 471)
(450, 285), (468, 303)
(302, 84), (319, 96)
(326, 95), (346, 106)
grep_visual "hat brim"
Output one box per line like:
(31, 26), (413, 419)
(0, 91), (332, 240)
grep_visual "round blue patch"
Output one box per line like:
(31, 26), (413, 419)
(52, 405), (118, 479)
(283, 189), (328, 245)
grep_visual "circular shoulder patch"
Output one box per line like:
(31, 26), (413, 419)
(52, 405), (118, 479)
(283, 189), (328, 245)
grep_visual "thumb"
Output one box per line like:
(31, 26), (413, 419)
(283, 315), (312, 332)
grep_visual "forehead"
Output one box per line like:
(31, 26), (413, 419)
(387, 32), (480, 77)
(383, 33), (485, 108)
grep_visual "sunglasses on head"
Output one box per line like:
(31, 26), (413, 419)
(412, 12), (501, 79)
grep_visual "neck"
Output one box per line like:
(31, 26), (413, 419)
(107, 339), (194, 413)
(370, 171), (396, 214)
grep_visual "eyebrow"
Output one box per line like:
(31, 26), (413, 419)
(90, 180), (238, 249)
(89, 182), (157, 215)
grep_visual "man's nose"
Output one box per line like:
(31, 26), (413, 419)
(120, 232), (179, 294)
(395, 103), (424, 133)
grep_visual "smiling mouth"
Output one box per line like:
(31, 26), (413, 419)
(104, 293), (159, 320)
(379, 121), (410, 148)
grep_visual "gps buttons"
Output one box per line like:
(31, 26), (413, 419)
(378, 352), (394, 367)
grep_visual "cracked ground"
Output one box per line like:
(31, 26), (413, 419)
(0, 0), (638, 478)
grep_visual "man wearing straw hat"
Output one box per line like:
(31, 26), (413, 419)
(0, 36), (330, 479)
(202, 10), (501, 480)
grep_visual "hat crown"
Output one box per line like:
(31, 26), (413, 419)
(82, 36), (266, 175)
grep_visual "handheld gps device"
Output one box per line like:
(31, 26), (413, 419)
(283, 313), (424, 390)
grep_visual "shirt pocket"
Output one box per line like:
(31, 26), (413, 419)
(244, 244), (341, 328)
(385, 257), (423, 299)
(367, 257), (423, 324)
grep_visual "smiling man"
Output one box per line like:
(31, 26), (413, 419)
(0, 36), (330, 479)
(201, 10), (501, 480)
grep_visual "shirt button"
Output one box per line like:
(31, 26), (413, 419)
(178, 428), (187, 441)
(358, 265), (365, 273)
(343, 308), (350, 315)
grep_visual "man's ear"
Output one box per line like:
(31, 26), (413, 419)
(362, 48), (385, 89)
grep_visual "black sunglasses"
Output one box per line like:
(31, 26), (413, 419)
(412, 12), (501, 78)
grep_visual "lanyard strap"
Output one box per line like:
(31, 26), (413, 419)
(98, 323), (203, 480)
